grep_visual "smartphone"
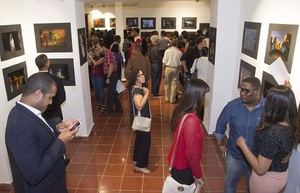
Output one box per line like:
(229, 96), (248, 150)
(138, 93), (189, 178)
(70, 121), (81, 131)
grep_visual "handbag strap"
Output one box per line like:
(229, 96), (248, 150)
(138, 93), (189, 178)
(131, 86), (151, 118)
(169, 114), (188, 169)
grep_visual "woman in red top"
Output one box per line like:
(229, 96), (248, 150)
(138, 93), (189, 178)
(167, 79), (209, 187)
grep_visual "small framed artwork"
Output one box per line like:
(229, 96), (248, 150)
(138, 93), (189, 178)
(77, 28), (87, 66)
(0, 24), (25, 61)
(110, 18), (116, 28)
(49, 58), (75, 86)
(182, 17), (197, 29)
(126, 17), (138, 27)
(238, 60), (256, 88)
(34, 23), (72, 53)
(264, 24), (298, 73)
(2, 62), (27, 101)
(141, 17), (156, 29)
(208, 27), (217, 65)
(93, 18), (105, 28)
(161, 17), (176, 29)
(241, 21), (261, 59)
(199, 23), (210, 37)
(261, 71), (278, 97)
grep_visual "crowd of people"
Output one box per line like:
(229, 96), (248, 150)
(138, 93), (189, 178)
(4, 26), (300, 193)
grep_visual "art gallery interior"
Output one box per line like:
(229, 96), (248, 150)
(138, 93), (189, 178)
(0, 0), (300, 192)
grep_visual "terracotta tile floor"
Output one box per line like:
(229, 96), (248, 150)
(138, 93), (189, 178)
(1, 91), (247, 193)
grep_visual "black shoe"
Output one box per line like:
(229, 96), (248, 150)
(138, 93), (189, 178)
(65, 158), (70, 166)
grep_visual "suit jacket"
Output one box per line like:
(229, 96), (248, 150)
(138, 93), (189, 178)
(42, 72), (66, 121)
(5, 103), (67, 193)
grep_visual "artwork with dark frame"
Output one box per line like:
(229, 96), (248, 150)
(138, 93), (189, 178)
(77, 28), (87, 66)
(261, 71), (278, 97)
(241, 21), (261, 59)
(238, 60), (256, 88)
(126, 17), (138, 27)
(49, 58), (75, 86)
(208, 27), (217, 65)
(2, 62), (27, 101)
(0, 24), (24, 61)
(161, 17), (176, 29)
(141, 17), (156, 29)
(182, 17), (197, 29)
(199, 23), (210, 37)
(110, 18), (116, 28)
(34, 23), (73, 53)
(264, 24), (298, 73)
(93, 18), (105, 28)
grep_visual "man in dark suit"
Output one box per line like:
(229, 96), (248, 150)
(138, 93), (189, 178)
(5, 73), (78, 193)
(35, 54), (66, 129)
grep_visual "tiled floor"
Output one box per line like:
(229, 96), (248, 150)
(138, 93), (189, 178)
(0, 90), (247, 193)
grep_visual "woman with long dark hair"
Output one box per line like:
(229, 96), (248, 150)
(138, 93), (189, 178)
(237, 85), (299, 193)
(166, 79), (209, 187)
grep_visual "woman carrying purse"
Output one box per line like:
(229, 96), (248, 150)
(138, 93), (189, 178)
(163, 79), (209, 193)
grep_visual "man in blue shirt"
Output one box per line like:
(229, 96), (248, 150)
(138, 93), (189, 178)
(214, 77), (265, 193)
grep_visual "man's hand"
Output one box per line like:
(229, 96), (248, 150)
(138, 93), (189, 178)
(57, 120), (79, 144)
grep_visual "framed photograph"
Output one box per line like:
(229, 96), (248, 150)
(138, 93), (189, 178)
(141, 17), (156, 29)
(77, 28), (87, 66)
(126, 17), (138, 27)
(2, 62), (27, 101)
(208, 27), (217, 65)
(264, 24), (298, 73)
(161, 17), (176, 29)
(0, 24), (24, 61)
(261, 71), (278, 97)
(49, 58), (75, 86)
(241, 21), (261, 59)
(182, 17), (197, 29)
(238, 60), (256, 88)
(110, 18), (116, 28)
(93, 18), (105, 28)
(199, 23), (210, 37)
(34, 23), (72, 53)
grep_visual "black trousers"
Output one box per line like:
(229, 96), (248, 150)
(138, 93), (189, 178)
(170, 167), (194, 185)
(133, 131), (151, 168)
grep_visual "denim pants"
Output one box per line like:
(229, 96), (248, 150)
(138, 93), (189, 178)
(224, 152), (251, 193)
(91, 75), (105, 105)
(151, 62), (162, 95)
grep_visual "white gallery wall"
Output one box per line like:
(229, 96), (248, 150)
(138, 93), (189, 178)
(0, 0), (92, 183)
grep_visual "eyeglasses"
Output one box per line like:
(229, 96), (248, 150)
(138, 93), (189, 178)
(239, 88), (257, 95)
(137, 73), (144, 77)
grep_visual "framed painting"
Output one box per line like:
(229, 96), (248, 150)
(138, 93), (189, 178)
(238, 60), (256, 88)
(161, 17), (176, 29)
(241, 21), (261, 59)
(182, 17), (197, 29)
(199, 23), (210, 37)
(49, 58), (75, 86)
(110, 18), (116, 28)
(264, 24), (298, 73)
(126, 17), (138, 27)
(2, 62), (27, 101)
(261, 71), (278, 97)
(208, 27), (217, 65)
(141, 17), (156, 29)
(34, 23), (72, 53)
(0, 24), (24, 61)
(93, 18), (105, 28)
(77, 28), (87, 66)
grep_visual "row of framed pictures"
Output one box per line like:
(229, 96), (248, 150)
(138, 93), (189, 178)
(241, 21), (298, 73)
(123, 17), (198, 29)
(0, 23), (88, 65)
(2, 58), (76, 101)
(93, 18), (116, 28)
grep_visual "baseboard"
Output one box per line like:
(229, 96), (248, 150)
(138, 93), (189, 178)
(0, 183), (13, 190)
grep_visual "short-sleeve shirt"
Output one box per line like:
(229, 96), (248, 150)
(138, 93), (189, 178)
(254, 124), (294, 172)
(131, 87), (150, 118)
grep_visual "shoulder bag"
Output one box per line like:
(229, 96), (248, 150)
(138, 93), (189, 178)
(162, 114), (203, 193)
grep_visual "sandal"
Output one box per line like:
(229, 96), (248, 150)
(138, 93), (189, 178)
(134, 166), (150, 174)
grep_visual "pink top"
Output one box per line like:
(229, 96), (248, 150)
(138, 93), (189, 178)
(167, 112), (204, 179)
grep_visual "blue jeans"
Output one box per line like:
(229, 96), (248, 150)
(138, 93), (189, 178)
(91, 75), (105, 105)
(224, 152), (251, 193)
(151, 63), (162, 95)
